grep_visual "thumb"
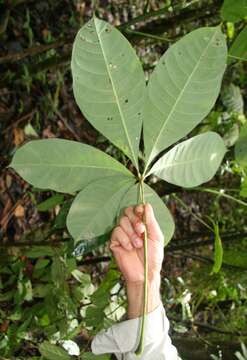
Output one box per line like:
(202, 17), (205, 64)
(144, 203), (163, 242)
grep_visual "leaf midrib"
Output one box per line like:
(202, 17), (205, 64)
(12, 163), (126, 171)
(147, 28), (219, 167)
(94, 18), (138, 170)
(154, 154), (221, 172)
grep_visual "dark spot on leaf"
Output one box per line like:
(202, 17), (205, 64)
(215, 38), (220, 46)
(162, 61), (165, 65)
(138, 112), (141, 116)
(125, 99), (128, 103)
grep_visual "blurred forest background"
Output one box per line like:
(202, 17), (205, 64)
(0, 0), (247, 359)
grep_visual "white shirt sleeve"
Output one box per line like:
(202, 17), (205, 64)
(91, 303), (181, 360)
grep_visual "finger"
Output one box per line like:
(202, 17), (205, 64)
(145, 203), (163, 242)
(134, 205), (146, 235)
(110, 226), (133, 252)
(135, 204), (144, 219)
(124, 206), (141, 226)
(119, 216), (143, 248)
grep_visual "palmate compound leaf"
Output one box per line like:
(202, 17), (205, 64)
(120, 183), (175, 246)
(235, 122), (247, 168)
(149, 132), (227, 188)
(143, 27), (227, 168)
(9, 139), (132, 194)
(71, 17), (146, 170)
(66, 176), (135, 244)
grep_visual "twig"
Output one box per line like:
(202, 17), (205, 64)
(54, 109), (81, 141)
(2, 110), (35, 134)
(194, 188), (247, 208)
(0, 38), (72, 64)
(124, 29), (171, 42)
(119, 0), (201, 31)
(171, 194), (213, 232)
(167, 231), (247, 251)
(168, 315), (247, 336)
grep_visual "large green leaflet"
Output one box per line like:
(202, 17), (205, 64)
(143, 27), (227, 167)
(235, 122), (247, 168)
(10, 139), (132, 193)
(220, 0), (247, 22)
(120, 183), (175, 246)
(67, 176), (135, 243)
(71, 17), (146, 170)
(149, 132), (227, 188)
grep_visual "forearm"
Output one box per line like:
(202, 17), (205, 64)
(126, 274), (161, 319)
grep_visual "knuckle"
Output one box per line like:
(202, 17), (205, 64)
(119, 216), (128, 227)
(124, 207), (132, 215)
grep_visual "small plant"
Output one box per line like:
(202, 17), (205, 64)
(235, 343), (247, 360)
(10, 17), (227, 354)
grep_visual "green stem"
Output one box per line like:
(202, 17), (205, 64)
(135, 180), (148, 356)
(171, 194), (213, 232)
(228, 54), (247, 62)
(195, 187), (247, 208)
(125, 29), (171, 42)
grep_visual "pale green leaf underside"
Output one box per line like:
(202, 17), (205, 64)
(120, 183), (175, 246)
(235, 123), (247, 168)
(150, 132), (226, 188)
(67, 177), (135, 243)
(143, 27), (227, 166)
(10, 139), (132, 193)
(71, 17), (146, 169)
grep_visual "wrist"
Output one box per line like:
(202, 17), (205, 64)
(126, 275), (161, 319)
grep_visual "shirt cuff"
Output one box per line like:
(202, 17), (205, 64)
(91, 303), (170, 355)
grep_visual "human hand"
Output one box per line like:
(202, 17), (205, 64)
(110, 203), (164, 285)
